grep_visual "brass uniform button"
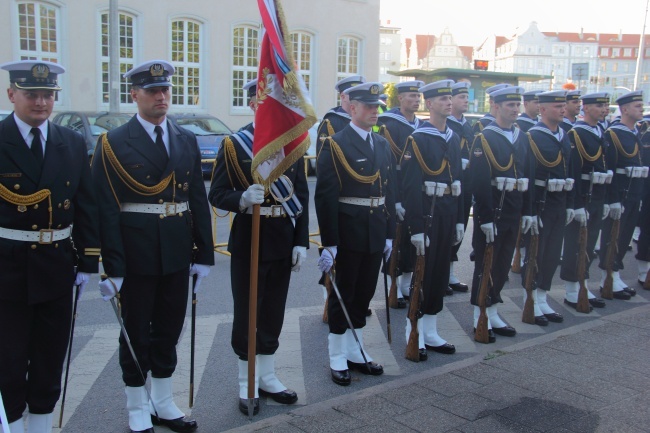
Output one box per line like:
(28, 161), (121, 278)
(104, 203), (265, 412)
(177, 183), (182, 188)
(33, 204), (39, 209)
(178, 212), (183, 217)
(57, 224), (62, 228)
(159, 199), (164, 204)
(17, 205), (27, 212)
(58, 203), (62, 208)
(146, 175), (151, 179)
(265, 215), (270, 218)
(66, 181), (70, 186)
(63, 199), (71, 210)
(32, 225), (38, 230)
(370, 210), (374, 214)
(159, 214), (165, 219)
(14, 184), (20, 190)
(54, 243), (59, 248)
(31, 245), (37, 250)
(186, 171), (190, 175)
(266, 199), (270, 204)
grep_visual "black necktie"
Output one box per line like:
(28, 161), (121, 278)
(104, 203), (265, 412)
(366, 134), (373, 150)
(30, 127), (43, 165)
(154, 125), (168, 159)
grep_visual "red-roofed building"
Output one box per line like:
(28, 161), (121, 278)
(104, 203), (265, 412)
(418, 28), (471, 70)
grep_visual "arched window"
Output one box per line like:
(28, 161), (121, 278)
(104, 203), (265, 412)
(232, 25), (259, 109)
(100, 11), (136, 105)
(171, 19), (202, 107)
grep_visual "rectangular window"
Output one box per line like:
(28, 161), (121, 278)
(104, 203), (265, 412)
(17, 2), (59, 62)
(612, 48), (620, 57)
(171, 20), (201, 107)
(336, 36), (361, 101)
(601, 47), (609, 56)
(612, 62), (618, 72)
(290, 31), (313, 98)
(100, 12), (135, 105)
(232, 25), (259, 109)
(623, 48), (632, 57)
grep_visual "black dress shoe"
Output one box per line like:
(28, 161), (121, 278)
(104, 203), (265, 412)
(259, 388), (298, 405)
(347, 360), (384, 375)
(535, 315), (549, 326)
(152, 416), (197, 433)
(624, 287), (637, 297)
(563, 299), (593, 312)
(449, 282), (469, 292)
(589, 298), (606, 308)
(366, 308), (372, 316)
(131, 429), (154, 433)
(544, 312), (564, 323)
(419, 348), (428, 361)
(330, 368), (351, 386)
(444, 286), (454, 296)
(394, 298), (407, 309)
(493, 325), (517, 336)
(402, 295), (410, 301)
(474, 328), (496, 343)
(611, 290), (631, 300)
(425, 343), (456, 354)
(238, 398), (259, 415)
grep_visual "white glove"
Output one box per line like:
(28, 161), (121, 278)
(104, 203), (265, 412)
(190, 263), (211, 293)
(602, 203), (609, 220)
(451, 180), (462, 197)
(99, 277), (123, 302)
(609, 202), (622, 220)
(453, 223), (464, 245)
(395, 202), (406, 221)
(291, 246), (307, 272)
(574, 208), (587, 226)
(565, 208), (575, 225)
(384, 239), (393, 259)
(480, 223), (496, 243)
(410, 233), (430, 256)
(504, 178), (516, 192)
(461, 158), (469, 170)
(521, 216), (533, 234)
(239, 184), (265, 209)
(74, 272), (91, 300)
(318, 247), (337, 273)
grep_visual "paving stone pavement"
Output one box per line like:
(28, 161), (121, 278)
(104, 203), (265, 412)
(225, 302), (650, 433)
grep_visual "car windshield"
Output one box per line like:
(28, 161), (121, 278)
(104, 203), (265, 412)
(175, 117), (231, 136)
(88, 114), (131, 136)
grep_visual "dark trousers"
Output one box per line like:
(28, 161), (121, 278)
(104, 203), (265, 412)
(560, 197), (605, 282)
(636, 185), (650, 262)
(599, 198), (641, 271)
(523, 207), (565, 291)
(421, 214), (455, 315)
(118, 270), (190, 387)
(328, 249), (382, 334)
(231, 256), (291, 360)
(0, 293), (72, 422)
(470, 216), (518, 306)
(451, 192), (473, 262)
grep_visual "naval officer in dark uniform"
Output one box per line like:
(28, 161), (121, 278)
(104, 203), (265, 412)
(636, 111), (650, 286)
(401, 79), (463, 358)
(469, 86), (528, 342)
(91, 60), (214, 433)
(0, 60), (100, 433)
(315, 82), (395, 386)
(209, 79), (309, 415)
(560, 92), (610, 310)
(377, 80), (424, 307)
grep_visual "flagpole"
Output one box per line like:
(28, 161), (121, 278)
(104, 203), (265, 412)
(247, 203), (261, 419)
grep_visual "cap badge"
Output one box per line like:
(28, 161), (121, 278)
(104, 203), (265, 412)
(32, 64), (49, 79)
(150, 64), (165, 77)
(370, 85), (379, 95)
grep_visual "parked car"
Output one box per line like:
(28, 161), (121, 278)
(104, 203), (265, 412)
(168, 113), (232, 177)
(51, 111), (132, 158)
(0, 110), (11, 121)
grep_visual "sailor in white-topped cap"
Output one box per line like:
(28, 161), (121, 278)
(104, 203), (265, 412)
(560, 90), (582, 133)
(517, 90), (543, 132)
(0, 59), (100, 433)
(473, 83), (513, 133)
(400, 79), (462, 359)
(377, 80), (424, 308)
(559, 92), (610, 311)
(91, 59), (214, 433)
(597, 90), (645, 300)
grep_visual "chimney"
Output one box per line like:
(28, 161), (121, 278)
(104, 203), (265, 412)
(579, 27), (583, 40)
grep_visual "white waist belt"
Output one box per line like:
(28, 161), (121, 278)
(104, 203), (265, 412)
(615, 168), (627, 174)
(581, 174), (591, 180)
(339, 197), (385, 207)
(0, 226), (71, 244)
(246, 205), (286, 217)
(121, 202), (188, 216)
(490, 180), (519, 190)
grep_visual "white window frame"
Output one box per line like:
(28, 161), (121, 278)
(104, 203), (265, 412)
(336, 35), (362, 102)
(290, 30), (315, 102)
(98, 9), (137, 108)
(170, 18), (203, 109)
(231, 23), (259, 114)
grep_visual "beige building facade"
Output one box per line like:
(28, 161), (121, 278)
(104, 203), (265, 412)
(0, 0), (379, 129)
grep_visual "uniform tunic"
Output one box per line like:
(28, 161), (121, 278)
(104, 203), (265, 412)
(316, 107), (351, 156)
(516, 114), (537, 133)
(560, 121), (608, 282)
(91, 115), (214, 386)
(401, 123), (463, 314)
(636, 117), (650, 263)
(523, 123), (573, 292)
(469, 123), (528, 306)
(472, 113), (495, 135)
(208, 124), (309, 359)
(315, 125), (396, 334)
(0, 114), (99, 422)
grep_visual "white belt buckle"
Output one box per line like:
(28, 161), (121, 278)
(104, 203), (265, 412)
(39, 229), (54, 244)
(369, 197), (381, 208)
(642, 167), (649, 178)
(165, 203), (178, 216)
(271, 205), (283, 217)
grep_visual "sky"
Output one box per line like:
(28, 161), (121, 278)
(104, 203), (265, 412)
(380, 0), (650, 47)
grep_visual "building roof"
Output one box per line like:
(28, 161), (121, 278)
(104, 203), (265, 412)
(459, 46), (473, 60)
(415, 34), (436, 60)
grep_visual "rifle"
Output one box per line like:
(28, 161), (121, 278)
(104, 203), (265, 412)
(322, 273), (331, 324)
(476, 186), (507, 343)
(387, 222), (402, 308)
(189, 274), (198, 407)
(602, 175), (633, 299)
(405, 188), (436, 361)
(382, 254), (392, 343)
(576, 169), (595, 313)
(511, 223), (522, 274)
(522, 176), (548, 323)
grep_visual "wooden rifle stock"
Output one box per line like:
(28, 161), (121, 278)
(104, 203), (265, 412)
(522, 233), (538, 324)
(601, 219), (620, 299)
(388, 222), (402, 308)
(322, 273), (331, 323)
(475, 244), (493, 343)
(405, 255), (425, 361)
(576, 225), (591, 313)
(511, 222), (522, 274)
